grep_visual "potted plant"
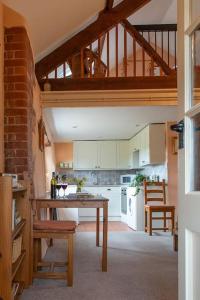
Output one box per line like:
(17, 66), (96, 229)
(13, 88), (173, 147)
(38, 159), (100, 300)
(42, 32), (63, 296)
(74, 177), (87, 192)
(131, 174), (147, 196)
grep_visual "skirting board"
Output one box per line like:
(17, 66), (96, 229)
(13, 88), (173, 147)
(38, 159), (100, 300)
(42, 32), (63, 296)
(78, 216), (121, 222)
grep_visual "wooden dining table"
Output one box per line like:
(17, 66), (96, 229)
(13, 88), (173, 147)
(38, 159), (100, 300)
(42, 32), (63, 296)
(33, 193), (109, 272)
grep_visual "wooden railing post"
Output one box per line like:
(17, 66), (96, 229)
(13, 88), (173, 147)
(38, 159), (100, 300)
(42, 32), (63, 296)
(124, 28), (127, 77)
(116, 25), (119, 77)
(107, 31), (110, 77)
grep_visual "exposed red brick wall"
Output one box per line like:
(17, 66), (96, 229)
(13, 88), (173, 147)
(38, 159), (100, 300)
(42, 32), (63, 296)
(4, 27), (35, 180)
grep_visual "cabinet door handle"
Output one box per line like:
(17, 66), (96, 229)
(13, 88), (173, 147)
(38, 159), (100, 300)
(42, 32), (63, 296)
(107, 188), (111, 191)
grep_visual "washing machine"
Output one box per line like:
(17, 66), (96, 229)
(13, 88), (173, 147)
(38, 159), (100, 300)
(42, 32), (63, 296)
(127, 187), (144, 231)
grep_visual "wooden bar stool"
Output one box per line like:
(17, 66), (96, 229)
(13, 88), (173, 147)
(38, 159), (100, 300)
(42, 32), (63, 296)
(144, 180), (175, 236)
(32, 200), (76, 286)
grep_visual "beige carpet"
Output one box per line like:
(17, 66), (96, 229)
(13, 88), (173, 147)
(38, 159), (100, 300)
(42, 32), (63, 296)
(22, 232), (178, 300)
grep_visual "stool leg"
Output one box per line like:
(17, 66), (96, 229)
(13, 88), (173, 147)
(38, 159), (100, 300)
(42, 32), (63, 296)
(149, 210), (152, 236)
(171, 209), (175, 235)
(163, 211), (166, 232)
(33, 238), (39, 272)
(67, 235), (74, 286)
(145, 209), (147, 232)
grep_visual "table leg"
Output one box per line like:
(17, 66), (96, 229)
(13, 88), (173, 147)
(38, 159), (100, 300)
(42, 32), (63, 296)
(49, 208), (54, 247)
(102, 202), (108, 272)
(96, 208), (100, 247)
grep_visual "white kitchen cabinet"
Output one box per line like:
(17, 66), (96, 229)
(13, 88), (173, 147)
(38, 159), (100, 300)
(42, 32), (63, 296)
(73, 141), (98, 170)
(134, 133), (141, 151)
(128, 136), (140, 169)
(139, 126), (150, 166)
(117, 141), (129, 169)
(74, 140), (129, 170)
(73, 124), (165, 170)
(98, 141), (117, 169)
(139, 124), (165, 167)
(79, 186), (121, 221)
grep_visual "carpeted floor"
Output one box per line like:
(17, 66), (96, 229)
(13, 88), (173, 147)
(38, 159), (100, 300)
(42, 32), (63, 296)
(22, 232), (178, 300)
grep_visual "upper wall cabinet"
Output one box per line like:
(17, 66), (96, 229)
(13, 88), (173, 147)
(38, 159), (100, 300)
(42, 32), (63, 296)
(139, 124), (165, 167)
(73, 141), (98, 170)
(117, 141), (129, 169)
(73, 140), (129, 170)
(98, 141), (117, 169)
(73, 125), (165, 170)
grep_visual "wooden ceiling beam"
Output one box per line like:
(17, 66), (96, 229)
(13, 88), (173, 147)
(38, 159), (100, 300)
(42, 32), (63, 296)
(97, 0), (115, 55)
(121, 19), (172, 75)
(38, 75), (177, 91)
(105, 0), (115, 10)
(134, 24), (177, 32)
(41, 88), (178, 107)
(35, 0), (151, 80)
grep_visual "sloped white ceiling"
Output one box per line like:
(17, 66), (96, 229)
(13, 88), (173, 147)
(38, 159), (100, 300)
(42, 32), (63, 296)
(2, 0), (105, 60)
(2, 0), (177, 61)
(44, 106), (178, 142)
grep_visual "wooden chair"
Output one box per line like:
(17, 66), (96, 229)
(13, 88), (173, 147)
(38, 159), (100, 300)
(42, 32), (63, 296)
(144, 180), (175, 236)
(32, 199), (76, 286)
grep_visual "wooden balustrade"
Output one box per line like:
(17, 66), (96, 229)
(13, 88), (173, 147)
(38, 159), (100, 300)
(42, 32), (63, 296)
(44, 23), (177, 80)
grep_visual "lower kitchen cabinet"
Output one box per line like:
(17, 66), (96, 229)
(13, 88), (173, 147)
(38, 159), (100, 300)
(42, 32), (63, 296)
(79, 186), (121, 221)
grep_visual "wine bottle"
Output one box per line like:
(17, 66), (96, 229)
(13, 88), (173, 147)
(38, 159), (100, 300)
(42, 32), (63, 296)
(50, 172), (57, 198)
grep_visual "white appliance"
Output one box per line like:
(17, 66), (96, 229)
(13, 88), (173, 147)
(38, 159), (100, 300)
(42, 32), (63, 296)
(120, 174), (136, 185)
(56, 185), (79, 224)
(121, 186), (128, 223)
(127, 187), (144, 231)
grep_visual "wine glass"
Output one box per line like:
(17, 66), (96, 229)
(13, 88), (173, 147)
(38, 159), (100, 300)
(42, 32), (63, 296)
(56, 184), (62, 198)
(62, 183), (68, 198)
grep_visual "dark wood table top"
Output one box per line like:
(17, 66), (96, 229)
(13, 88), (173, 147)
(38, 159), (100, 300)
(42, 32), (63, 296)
(33, 193), (109, 202)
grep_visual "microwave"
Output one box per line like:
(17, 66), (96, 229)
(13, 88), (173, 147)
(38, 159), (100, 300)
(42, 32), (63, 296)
(120, 174), (136, 186)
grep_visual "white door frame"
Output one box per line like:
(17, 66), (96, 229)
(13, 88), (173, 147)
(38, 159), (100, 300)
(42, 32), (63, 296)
(178, 1), (200, 299)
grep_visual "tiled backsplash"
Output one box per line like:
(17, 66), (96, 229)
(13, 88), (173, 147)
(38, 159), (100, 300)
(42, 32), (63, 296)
(58, 163), (167, 186)
(141, 164), (167, 181)
(58, 169), (137, 186)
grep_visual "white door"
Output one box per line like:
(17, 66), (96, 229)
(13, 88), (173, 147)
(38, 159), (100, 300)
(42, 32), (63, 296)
(178, 2), (200, 299)
(98, 141), (117, 169)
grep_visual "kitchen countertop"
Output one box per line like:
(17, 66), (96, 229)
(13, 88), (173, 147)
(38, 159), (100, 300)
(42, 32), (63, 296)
(84, 185), (122, 187)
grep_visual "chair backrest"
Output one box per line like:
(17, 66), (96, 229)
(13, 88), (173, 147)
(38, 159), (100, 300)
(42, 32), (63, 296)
(31, 199), (45, 222)
(143, 179), (166, 205)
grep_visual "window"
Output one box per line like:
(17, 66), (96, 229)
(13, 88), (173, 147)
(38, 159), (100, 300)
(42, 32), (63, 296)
(191, 0), (200, 22)
(191, 26), (200, 107)
(191, 112), (200, 191)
